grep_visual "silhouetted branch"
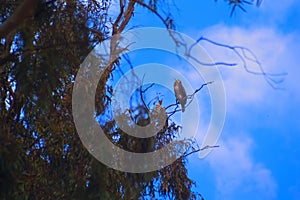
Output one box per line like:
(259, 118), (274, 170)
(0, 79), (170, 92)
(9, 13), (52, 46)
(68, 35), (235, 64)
(188, 36), (287, 89)
(126, 3), (285, 90)
(166, 81), (213, 116)
(182, 144), (220, 158)
(214, 0), (262, 16)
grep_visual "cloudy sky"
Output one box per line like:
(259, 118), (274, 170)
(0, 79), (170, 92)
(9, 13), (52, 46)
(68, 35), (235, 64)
(111, 0), (300, 199)
(164, 1), (300, 199)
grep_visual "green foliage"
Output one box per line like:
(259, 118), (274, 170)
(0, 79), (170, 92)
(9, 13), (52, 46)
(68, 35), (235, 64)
(1, 0), (263, 198)
(0, 0), (200, 199)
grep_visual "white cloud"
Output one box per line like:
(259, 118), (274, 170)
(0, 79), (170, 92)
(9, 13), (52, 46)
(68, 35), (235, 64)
(197, 24), (300, 114)
(185, 3), (300, 200)
(207, 136), (277, 199)
(174, 24), (300, 156)
(193, 26), (299, 199)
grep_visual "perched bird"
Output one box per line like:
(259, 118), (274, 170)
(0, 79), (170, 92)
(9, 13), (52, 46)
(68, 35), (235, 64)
(174, 79), (187, 112)
(155, 100), (163, 112)
(154, 100), (167, 120)
(153, 99), (168, 130)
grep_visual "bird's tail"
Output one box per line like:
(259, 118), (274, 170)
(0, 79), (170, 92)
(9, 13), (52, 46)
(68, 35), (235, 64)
(182, 106), (185, 112)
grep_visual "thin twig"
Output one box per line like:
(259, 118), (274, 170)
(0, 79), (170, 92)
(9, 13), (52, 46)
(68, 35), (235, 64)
(166, 81), (213, 116)
(182, 145), (220, 158)
(189, 36), (287, 89)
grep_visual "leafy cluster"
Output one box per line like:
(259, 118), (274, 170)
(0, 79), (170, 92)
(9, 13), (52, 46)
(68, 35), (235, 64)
(0, 0), (267, 199)
(0, 0), (199, 199)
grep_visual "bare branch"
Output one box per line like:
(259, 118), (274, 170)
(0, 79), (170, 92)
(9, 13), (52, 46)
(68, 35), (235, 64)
(182, 144), (219, 158)
(189, 36), (287, 89)
(165, 81), (213, 118)
(112, 0), (125, 35)
(135, 0), (172, 29)
(116, 0), (136, 34)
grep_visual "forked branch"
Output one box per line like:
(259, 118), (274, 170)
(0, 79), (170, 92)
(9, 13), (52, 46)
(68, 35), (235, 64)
(188, 36), (287, 89)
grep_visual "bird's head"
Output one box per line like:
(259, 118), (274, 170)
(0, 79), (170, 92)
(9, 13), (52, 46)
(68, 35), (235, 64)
(174, 79), (182, 87)
(175, 79), (181, 84)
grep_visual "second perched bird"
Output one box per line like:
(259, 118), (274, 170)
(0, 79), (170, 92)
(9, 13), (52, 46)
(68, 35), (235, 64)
(174, 79), (187, 112)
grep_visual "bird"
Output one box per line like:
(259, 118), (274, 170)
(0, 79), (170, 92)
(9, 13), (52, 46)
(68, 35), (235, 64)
(154, 100), (167, 120)
(155, 100), (164, 112)
(174, 79), (187, 112)
(153, 99), (168, 131)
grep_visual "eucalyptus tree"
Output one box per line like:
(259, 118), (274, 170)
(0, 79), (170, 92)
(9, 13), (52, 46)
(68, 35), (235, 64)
(0, 0), (265, 199)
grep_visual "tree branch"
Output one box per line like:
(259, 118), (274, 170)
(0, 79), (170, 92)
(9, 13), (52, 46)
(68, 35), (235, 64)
(189, 36), (287, 89)
(0, 0), (39, 39)
(165, 81), (213, 115)
(182, 144), (219, 158)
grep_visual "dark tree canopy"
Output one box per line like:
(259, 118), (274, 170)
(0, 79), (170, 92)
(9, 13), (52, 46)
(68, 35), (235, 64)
(0, 0), (263, 199)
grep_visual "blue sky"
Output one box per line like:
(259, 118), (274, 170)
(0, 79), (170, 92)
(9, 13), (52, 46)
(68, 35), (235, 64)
(109, 0), (300, 199)
(164, 1), (300, 199)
